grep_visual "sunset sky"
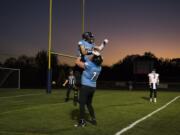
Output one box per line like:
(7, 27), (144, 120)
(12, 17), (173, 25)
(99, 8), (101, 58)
(0, 0), (180, 65)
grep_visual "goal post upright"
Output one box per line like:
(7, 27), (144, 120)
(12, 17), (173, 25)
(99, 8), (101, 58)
(82, 0), (85, 33)
(47, 0), (86, 93)
(18, 69), (21, 89)
(47, 0), (53, 94)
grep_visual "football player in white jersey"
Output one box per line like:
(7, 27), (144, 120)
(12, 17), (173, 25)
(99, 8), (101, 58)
(148, 69), (159, 103)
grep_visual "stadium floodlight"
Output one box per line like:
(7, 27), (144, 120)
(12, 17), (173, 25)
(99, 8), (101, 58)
(0, 67), (21, 89)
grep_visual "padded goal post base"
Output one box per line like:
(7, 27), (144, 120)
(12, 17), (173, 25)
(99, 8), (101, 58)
(47, 69), (52, 94)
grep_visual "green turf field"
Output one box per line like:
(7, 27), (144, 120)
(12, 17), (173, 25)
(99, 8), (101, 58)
(0, 89), (180, 135)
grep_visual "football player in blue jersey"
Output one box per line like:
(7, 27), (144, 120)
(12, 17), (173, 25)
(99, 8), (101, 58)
(75, 32), (108, 109)
(75, 32), (96, 100)
(76, 31), (108, 82)
(74, 51), (103, 127)
(78, 32), (95, 62)
(78, 32), (108, 61)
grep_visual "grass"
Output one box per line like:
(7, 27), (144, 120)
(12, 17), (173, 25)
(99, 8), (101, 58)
(0, 89), (179, 135)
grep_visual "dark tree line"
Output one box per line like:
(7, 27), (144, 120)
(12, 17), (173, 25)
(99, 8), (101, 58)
(102, 52), (180, 83)
(99, 52), (180, 82)
(1, 51), (180, 88)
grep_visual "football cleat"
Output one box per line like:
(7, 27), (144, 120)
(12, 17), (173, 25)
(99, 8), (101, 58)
(150, 98), (153, 102)
(90, 118), (97, 126)
(154, 98), (157, 103)
(74, 119), (86, 127)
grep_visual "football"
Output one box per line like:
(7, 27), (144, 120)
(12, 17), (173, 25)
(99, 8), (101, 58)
(52, 81), (56, 85)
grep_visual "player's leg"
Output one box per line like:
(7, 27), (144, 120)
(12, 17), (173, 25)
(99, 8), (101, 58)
(73, 86), (78, 106)
(74, 85), (88, 127)
(86, 87), (96, 125)
(149, 84), (153, 102)
(74, 70), (81, 104)
(79, 86), (87, 120)
(65, 85), (71, 102)
(154, 86), (157, 103)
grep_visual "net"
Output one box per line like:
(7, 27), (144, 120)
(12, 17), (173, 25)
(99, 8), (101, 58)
(0, 67), (20, 89)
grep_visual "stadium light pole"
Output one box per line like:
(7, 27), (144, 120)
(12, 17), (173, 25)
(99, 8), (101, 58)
(47, 0), (53, 94)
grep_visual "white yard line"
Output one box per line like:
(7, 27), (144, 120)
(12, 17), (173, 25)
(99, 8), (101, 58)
(115, 96), (180, 135)
(0, 102), (66, 115)
(0, 91), (114, 115)
(0, 130), (48, 135)
(0, 93), (43, 99)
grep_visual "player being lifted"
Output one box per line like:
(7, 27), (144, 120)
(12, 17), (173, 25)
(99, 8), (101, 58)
(74, 51), (103, 127)
(148, 69), (160, 103)
(78, 32), (108, 61)
(75, 31), (108, 84)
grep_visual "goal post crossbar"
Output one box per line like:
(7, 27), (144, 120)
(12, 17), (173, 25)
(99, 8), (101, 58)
(0, 67), (20, 71)
(51, 51), (77, 59)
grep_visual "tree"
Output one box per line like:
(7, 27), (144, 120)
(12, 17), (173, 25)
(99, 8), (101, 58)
(4, 57), (17, 68)
(143, 52), (156, 59)
(35, 50), (59, 87)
